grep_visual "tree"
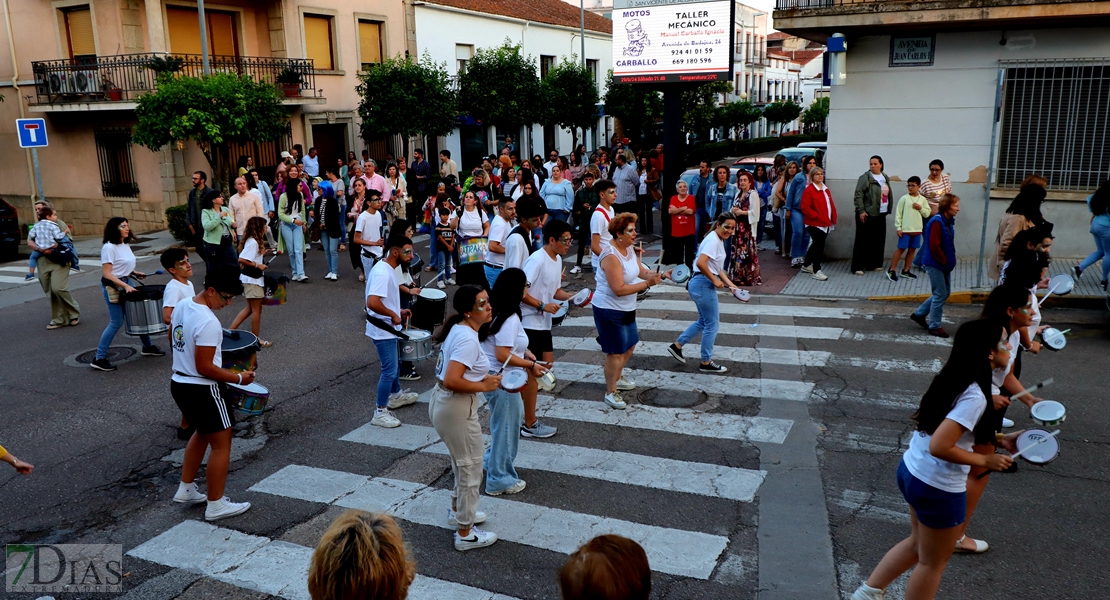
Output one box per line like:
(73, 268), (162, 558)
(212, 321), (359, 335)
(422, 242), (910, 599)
(457, 41), (541, 135)
(802, 97), (830, 132)
(357, 53), (457, 155)
(132, 74), (287, 190)
(718, 101), (762, 139)
(680, 81), (732, 137)
(602, 70), (662, 145)
(540, 57), (600, 150)
(762, 100), (804, 135)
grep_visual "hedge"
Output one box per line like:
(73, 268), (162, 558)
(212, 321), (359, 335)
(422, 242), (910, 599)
(686, 132), (828, 167)
(166, 204), (190, 242)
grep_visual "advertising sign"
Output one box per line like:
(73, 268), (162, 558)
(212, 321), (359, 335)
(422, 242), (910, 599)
(612, 0), (733, 84)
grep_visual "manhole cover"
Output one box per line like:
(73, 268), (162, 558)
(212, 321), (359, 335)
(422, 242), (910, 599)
(69, 346), (140, 367)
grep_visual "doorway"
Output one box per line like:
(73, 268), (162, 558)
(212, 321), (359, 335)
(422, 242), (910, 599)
(311, 124), (348, 176)
(460, 124), (486, 174)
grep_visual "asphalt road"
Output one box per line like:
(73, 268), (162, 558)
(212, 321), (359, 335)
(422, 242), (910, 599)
(1, 236), (1108, 599)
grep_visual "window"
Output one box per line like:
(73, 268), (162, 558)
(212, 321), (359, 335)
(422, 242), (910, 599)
(997, 58), (1110, 190)
(63, 6), (95, 63)
(540, 55), (555, 78)
(358, 20), (382, 70)
(94, 128), (138, 198)
(456, 44), (473, 75)
(586, 59), (599, 84)
(166, 7), (239, 57)
(304, 14), (334, 71)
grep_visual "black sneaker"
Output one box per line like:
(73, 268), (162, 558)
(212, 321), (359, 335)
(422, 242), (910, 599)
(1073, 265), (1083, 280)
(142, 345), (166, 357)
(90, 358), (117, 372)
(909, 313), (929, 330)
(886, 270), (898, 282)
(667, 343), (686, 364)
(699, 361), (728, 374)
(399, 370), (421, 381)
(900, 270), (918, 280)
(928, 327), (950, 338)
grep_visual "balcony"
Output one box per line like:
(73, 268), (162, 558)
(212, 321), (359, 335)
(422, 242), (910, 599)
(773, 0), (1110, 42)
(29, 53), (325, 112)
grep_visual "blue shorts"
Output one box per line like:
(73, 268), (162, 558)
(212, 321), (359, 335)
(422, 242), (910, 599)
(897, 233), (923, 250)
(592, 306), (638, 355)
(897, 460), (966, 529)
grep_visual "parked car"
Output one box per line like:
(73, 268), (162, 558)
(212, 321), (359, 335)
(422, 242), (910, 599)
(0, 198), (20, 260)
(797, 141), (827, 151)
(772, 146), (825, 169)
(679, 156), (774, 187)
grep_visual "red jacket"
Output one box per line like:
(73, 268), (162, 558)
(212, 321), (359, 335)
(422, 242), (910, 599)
(800, 183), (838, 228)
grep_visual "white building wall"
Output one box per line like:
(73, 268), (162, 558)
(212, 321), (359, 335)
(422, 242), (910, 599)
(799, 56), (827, 108)
(414, 5), (612, 166)
(822, 28), (1110, 260)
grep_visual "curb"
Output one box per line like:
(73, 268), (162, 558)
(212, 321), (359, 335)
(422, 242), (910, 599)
(868, 291), (1108, 310)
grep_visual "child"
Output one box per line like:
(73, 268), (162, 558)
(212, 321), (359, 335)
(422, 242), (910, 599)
(160, 247), (197, 440)
(435, 206), (456, 289)
(887, 176), (932, 281)
(230, 216), (272, 348)
(26, 204), (79, 280)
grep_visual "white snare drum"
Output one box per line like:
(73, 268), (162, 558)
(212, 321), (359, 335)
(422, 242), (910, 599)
(732, 288), (751, 303)
(551, 301), (570, 327)
(501, 368), (528, 393)
(537, 370), (557, 392)
(1015, 429), (1060, 465)
(671, 264), (691, 284)
(572, 288), (593, 307)
(399, 329), (434, 361)
(1041, 328), (1067, 351)
(1030, 400), (1066, 426)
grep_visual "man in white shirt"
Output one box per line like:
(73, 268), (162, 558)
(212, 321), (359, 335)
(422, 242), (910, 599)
(439, 150), (459, 179)
(590, 180), (618, 273)
(503, 197), (544, 271)
(484, 198), (515, 288)
(169, 267), (255, 521)
(518, 219), (577, 439)
(543, 150), (559, 178)
(365, 236), (418, 428)
(228, 177), (264, 238)
(354, 192), (385, 274)
(301, 147), (320, 178)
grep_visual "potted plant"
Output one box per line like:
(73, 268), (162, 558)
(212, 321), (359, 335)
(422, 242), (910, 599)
(147, 55), (184, 76)
(275, 68), (303, 97)
(102, 79), (123, 101)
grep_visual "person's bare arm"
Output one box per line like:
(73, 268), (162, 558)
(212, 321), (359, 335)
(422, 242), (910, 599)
(443, 360), (500, 394)
(195, 346), (255, 385)
(929, 419), (1012, 471)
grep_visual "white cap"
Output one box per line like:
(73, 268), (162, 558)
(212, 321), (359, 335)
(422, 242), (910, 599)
(280, 151), (292, 159)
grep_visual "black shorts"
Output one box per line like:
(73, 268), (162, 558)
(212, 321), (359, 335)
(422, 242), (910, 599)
(171, 380), (235, 434)
(525, 328), (553, 355)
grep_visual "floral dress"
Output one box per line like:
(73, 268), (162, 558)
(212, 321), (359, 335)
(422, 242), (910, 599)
(729, 190), (762, 286)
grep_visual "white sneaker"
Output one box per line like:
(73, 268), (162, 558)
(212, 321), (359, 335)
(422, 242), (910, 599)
(328, 272), (338, 280)
(371, 409), (401, 428)
(205, 497), (251, 521)
(801, 265), (814, 274)
(570, 265), (581, 274)
(604, 391), (627, 410)
(447, 278), (456, 285)
(387, 390), (419, 409)
(454, 527), (498, 551)
(1002, 417), (1015, 428)
(448, 508), (487, 527)
(486, 480), (527, 496)
(616, 377), (636, 391)
(437, 280), (446, 289)
(813, 270), (829, 281)
(172, 482), (207, 505)
(851, 583), (886, 600)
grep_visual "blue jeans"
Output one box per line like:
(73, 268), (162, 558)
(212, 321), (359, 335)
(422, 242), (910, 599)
(913, 266), (951, 330)
(371, 338), (401, 408)
(676, 274), (720, 363)
(29, 249), (41, 270)
(696, 210), (711, 240)
(1079, 220), (1110, 283)
(320, 230), (339, 274)
(789, 209), (810, 261)
(281, 222), (305, 278)
(484, 383), (524, 493)
(437, 249), (453, 281)
(484, 264), (502, 289)
(429, 235), (440, 269)
(547, 210), (569, 223)
(97, 278), (152, 359)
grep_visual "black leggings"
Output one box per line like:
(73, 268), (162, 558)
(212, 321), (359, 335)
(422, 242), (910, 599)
(348, 224), (362, 272)
(576, 215), (593, 266)
(804, 226), (828, 272)
(638, 194), (654, 235)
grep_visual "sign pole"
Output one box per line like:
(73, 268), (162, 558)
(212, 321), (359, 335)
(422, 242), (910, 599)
(31, 147), (44, 202)
(661, 87), (683, 243)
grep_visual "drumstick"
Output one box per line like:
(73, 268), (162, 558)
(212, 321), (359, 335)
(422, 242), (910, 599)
(498, 354), (513, 374)
(976, 429), (1060, 479)
(1011, 378), (1053, 402)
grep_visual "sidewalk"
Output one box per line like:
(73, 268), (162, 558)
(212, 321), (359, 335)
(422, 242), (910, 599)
(70, 228), (181, 258)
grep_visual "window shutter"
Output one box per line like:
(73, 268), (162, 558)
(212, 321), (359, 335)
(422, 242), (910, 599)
(304, 15), (333, 71)
(65, 7), (95, 58)
(358, 21), (381, 67)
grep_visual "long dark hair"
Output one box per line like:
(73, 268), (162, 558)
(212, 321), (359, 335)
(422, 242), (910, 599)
(480, 268), (526, 342)
(981, 283), (1032, 334)
(1090, 179), (1110, 217)
(103, 216), (136, 244)
(435, 285), (485, 342)
(284, 180), (303, 215)
(1005, 184), (1046, 222)
(1004, 225), (1052, 261)
(912, 319), (1003, 435)
(1003, 251), (1049, 289)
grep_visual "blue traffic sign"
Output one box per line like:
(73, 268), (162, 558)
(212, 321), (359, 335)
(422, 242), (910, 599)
(16, 118), (48, 148)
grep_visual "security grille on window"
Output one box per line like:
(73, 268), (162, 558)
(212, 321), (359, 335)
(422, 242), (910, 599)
(997, 58), (1110, 191)
(94, 128), (139, 197)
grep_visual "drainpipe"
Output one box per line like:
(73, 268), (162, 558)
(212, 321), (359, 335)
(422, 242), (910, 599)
(2, 0), (39, 202)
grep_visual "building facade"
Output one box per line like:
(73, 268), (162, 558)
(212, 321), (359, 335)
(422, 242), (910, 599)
(774, 0), (1110, 259)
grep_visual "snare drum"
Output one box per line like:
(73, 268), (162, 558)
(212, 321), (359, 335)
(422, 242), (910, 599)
(501, 368), (528, 393)
(222, 330), (260, 373)
(226, 382), (271, 415)
(671, 264), (691, 284)
(1015, 429), (1060, 465)
(572, 288), (593, 307)
(399, 329), (434, 362)
(537, 369), (557, 392)
(1041, 328), (1067, 351)
(551, 301), (570, 327)
(122, 285), (168, 336)
(732, 288), (751, 303)
(411, 288), (447, 332)
(262, 273), (290, 306)
(1030, 400), (1066, 426)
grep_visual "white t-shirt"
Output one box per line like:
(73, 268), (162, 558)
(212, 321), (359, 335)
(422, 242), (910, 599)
(365, 260), (400, 341)
(238, 238), (265, 287)
(902, 382), (987, 493)
(638, 171), (648, 195)
(991, 330), (1022, 394)
(521, 249), (561, 330)
(457, 207), (486, 238)
(356, 210), (384, 258)
(332, 178), (346, 199)
(101, 243), (137, 278)
(697, 230), (727, 275)
(487, 215), (512, 267)
(590, 205), (614, 271)
(436, 324), (489, 383)
(163, 279), (196, 311)
(504, 229), (532, 271)
(170, 298), (223, 385)
(1029, 287), (1042, 334)
(871, 173), (890, 214)
(592, 245), (640, 312)
(481, 313), (529, 365)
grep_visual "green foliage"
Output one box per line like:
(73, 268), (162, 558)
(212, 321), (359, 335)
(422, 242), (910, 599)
(165, 204), (189, 242)
(802, 97), (830, 127)
(274, 68), (304, 84)
(146, 55), (183, 75)
(458, 41), (541, 132)
(718, 101), (762, 138)
(132, 74), (288, 190)
(761, 100), (804, 132)
(539, 57), (599, 148)
(680, 81), (732, 135)
(357, 53), (457, 142)
(601, 70), (662, 143)
(686, 132), (828, 167)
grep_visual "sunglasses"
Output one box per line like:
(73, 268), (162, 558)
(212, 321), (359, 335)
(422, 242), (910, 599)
(218, 292), (235, 303)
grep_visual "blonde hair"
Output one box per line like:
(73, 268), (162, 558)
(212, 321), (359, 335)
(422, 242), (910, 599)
(307, 510), (415, 600)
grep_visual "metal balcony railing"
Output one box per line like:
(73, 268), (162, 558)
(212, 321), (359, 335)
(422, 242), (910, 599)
(31, 53), (318, 105)
(775, 0), (860, 8)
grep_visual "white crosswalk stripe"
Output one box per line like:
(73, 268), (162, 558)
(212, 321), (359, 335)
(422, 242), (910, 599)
(0, 275), (34, 284)
(638, 298), (857, 320)
(556, 315), (845, 340)
(554, 361), (814, 400)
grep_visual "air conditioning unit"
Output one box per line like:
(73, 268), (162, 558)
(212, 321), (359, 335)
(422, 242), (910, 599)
(45, 71), (71, 95)
(71, 69), (100, 94)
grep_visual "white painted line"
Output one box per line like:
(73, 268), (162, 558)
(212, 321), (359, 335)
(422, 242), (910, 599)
(340, 423), (767, 502)
(554, 362), (815, 401)
(811, 388), (922, 410)
(830, 490), (909, 524)
(128, 520), (516, 600)
(553, 336), (831, 367)
(638, 298), (856, 320)
(0, 275), (33, 284)
(0, 266), (30, 272)
(840, 330), (952, 346)
(250, 465), (730, 579)
(821, 425), (912, 454)
(826, 356), (941, 373)
(556, 316), (844, 340)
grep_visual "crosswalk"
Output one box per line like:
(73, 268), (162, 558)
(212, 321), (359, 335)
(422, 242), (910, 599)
(127, 282), (954, 598)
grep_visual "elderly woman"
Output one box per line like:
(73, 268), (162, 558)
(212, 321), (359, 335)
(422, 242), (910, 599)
(728, 171), (762, 286)
(851, 155), (894, 275)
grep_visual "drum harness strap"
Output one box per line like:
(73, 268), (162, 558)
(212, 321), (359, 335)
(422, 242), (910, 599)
(365, 310), (411, 340)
